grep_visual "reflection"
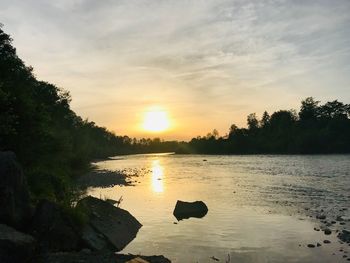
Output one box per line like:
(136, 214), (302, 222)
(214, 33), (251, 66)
(151, 160), (164, 193)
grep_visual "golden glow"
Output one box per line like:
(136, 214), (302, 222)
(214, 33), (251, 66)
(143, 107), (170, 132)
(151, 159), (164, 193)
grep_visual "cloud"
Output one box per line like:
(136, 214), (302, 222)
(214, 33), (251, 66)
(1, 0), (350, 138)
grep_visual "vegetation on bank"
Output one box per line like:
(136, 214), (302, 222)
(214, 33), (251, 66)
(0, 25), (133, 202)
(1, 25), (350, 204)
(187, 97), (350, 154)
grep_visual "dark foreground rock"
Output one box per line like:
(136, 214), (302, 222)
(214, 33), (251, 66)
(0, 224), (36, 263)
(35, 251), (171, 263)
(30, 200), (81, 252)
(77, 196), (142, 251)
(0, 151), (32, 229)
(173, 200), (208, 220)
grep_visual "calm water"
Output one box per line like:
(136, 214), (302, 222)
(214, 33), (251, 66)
(88, 154), (350, 263)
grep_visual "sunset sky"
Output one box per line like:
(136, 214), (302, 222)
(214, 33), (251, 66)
(1, 0), (350, 140)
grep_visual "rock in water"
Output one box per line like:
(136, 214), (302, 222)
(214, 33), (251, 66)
(0, 151), (32, 229)
(77, 196), (142, 251)
(0, 224), (36, 263)
(324, 228), (332, 235)
(30, 200), (81, 252)
(173, 200), (208, 220)
(116, 254), (171, 263)
(338, 230), (350, 243)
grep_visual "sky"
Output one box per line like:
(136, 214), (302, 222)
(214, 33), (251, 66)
(1, 0), (350, 140)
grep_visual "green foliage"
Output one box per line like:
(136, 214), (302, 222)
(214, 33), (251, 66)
(0, 26), (132, 202)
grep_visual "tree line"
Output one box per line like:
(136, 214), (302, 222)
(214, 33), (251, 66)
(186, 97), (350, 154)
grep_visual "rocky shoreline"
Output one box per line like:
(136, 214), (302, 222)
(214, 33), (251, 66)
(0, 151), (171, 263)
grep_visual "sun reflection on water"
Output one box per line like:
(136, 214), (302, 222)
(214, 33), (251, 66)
(151, 159), (164, 193)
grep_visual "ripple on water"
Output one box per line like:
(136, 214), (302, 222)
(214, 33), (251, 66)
(88, 154), (350, 262)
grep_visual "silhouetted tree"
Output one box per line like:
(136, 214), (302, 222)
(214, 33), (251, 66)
(260, 111), (270, 128)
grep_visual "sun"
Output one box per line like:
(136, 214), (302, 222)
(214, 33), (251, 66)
(143, 108), (170, 132)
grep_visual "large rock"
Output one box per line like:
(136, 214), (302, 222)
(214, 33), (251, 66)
(173, 200), (208, 220)
(30, 200), (81, 252)
(77, 196), (142, 251)
(0, 224), (36, 263)
(0, 151), (32, 229)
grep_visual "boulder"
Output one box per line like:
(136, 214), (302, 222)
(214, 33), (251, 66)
(77, 196), (142, 251)
(0, 224), (36, 263)
(30, 200), (81, 252)
(0, 151), (32, 229)
(173, 200), (208, 220)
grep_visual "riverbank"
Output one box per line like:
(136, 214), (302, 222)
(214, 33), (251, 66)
(0, 152), (171, 263)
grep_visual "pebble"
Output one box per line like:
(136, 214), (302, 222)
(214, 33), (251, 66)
(324, 240), (331, 244)
(324, 228), (332, 235)
(317, 243), (321, 247)
(336, 216), (344, 221)
(317, 215), (326, 220)
(307, 244), (315, 248)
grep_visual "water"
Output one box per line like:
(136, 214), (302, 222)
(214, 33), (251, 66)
(87, 154), (350, 262)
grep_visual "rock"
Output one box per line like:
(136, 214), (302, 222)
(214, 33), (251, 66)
(316, 242), (321, 247)
(30, 200), (81, 252)
(336, 216), (344, 221)
(115, 254), (171, 263)
(210, 256), (219, 261)
(173, 200), (208, 220)
(324, 228), (332, 235)
(316, 214), (326, 220)
(0, 151), (32, 229)
(323, 240), (331, 244)
(307, 244), (315, 248)
(77, 196), (142, 251)
(79, 223), (111, 251)
(338, 230), (350, 243)
(0, 224), (36, 263)
(126, 257), (149, 263)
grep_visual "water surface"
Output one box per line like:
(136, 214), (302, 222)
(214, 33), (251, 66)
(88, 154), (350, 262)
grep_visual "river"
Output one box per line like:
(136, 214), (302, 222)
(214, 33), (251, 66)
(87, 154), (350, 262)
